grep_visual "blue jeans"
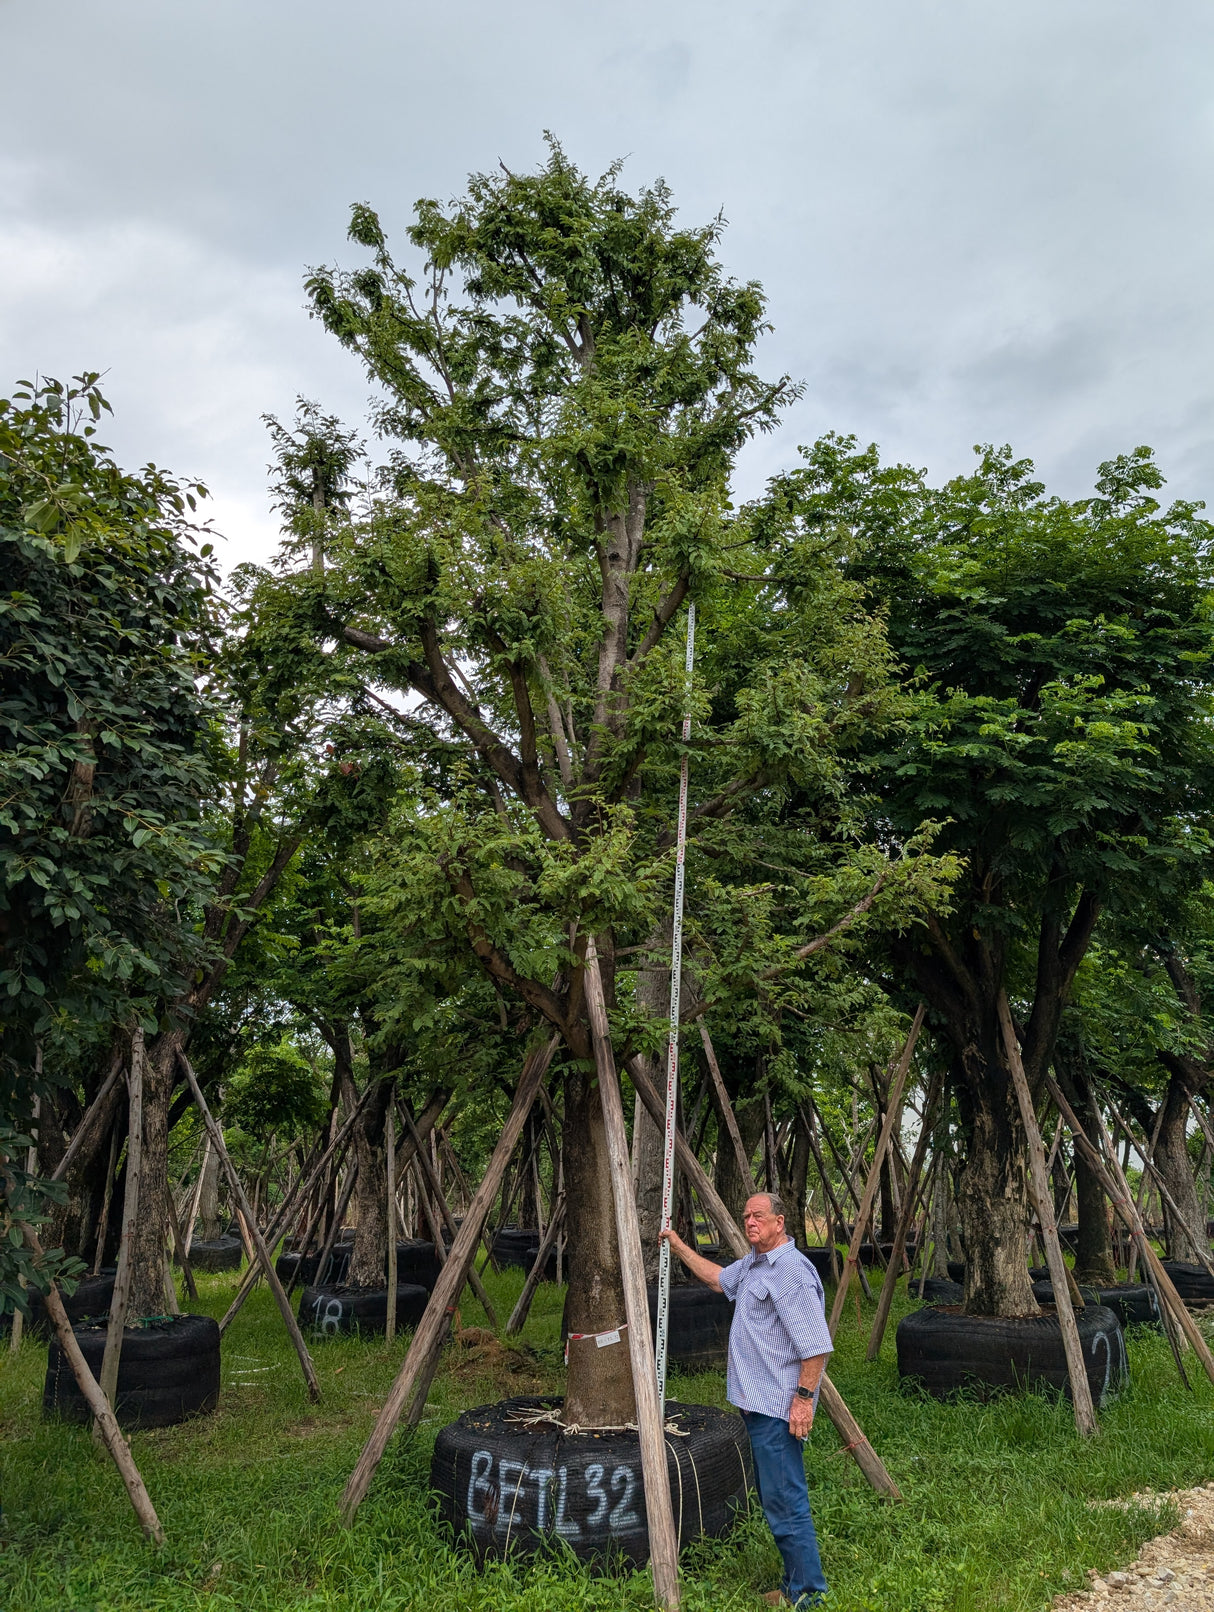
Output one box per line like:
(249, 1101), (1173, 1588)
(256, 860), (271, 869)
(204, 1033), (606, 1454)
(742, 1410), (828, 1607)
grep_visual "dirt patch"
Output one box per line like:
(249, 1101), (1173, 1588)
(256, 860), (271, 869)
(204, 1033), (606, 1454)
(1053, 1484), (1214, 1610)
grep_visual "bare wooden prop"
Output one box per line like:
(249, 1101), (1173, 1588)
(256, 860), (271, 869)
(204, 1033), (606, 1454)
(49, 1051), (125, 1185)
(1046, 1074), (1214, 1387)
(164, 1189), (198, 1301)
(179, 1053), (320, 1401)
(699, 1021), (757, 1198)
(92, 1122), (120, 1276)
(583, 938), (680, 1612)
(339, 1034), (559, 1525)
(1104, 1098), (1214, 1281)
(828, 1006), (924, 1338)
(806, 1094), (875, 1296)
(506, 1195), (567, 1335)
(98, 1031), (144, 1435)
(997, 996), (1098, 1437)
(399, 1099), (500, 1329)
(866, 1067), (943, 1360)
(385, 1095), (398, 1345)
(798, 1103), (843, 1283)
(626, 1052), (901, 1500)
(22, 1227), (164, 1543)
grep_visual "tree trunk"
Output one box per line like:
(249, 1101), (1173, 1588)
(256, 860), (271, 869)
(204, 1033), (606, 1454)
(1054, 1039), (1117, 1285)
(125, 1029), (181, 1319)
(562, 1066), (637, 1428)
(713, 1084), (765, 1229)
(341, 1044), (392, 1290)
(197, 1138), (222, 1242)
(788, 1113), (811, 1247)
(1155, 1074), (1205, 1264)
(954, 1055), (1038, 1317)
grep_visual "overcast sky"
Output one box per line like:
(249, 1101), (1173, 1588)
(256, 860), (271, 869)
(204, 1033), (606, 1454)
(4, 0), (1213, 568)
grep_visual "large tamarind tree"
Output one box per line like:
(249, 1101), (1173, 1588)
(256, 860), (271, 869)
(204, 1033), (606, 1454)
(255, 145), (950, 1425)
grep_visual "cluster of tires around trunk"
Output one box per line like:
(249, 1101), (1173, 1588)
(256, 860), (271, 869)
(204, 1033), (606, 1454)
(43, 1314), (221, 1429)
(431, 1395), (752, 1566)
(896, 1302), (1128, 1405)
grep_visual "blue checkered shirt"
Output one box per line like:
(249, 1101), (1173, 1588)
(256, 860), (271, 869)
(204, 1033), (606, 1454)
(717, 1238), (834, 1420)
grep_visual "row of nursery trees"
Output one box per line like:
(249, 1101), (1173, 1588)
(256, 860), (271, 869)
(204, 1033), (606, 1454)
(5, 146), (1214, 1430)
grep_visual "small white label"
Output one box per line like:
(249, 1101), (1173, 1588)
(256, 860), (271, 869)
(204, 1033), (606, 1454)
(595, 1328), (621, 1348)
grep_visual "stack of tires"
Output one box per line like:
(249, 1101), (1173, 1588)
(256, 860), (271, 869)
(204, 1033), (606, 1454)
(895, 1302), (1128, 1405)
(646, 1284), (733, 1372)
(299, 1281), (430, 1337)
(431, 1395), (752, 1565)
(43, 1314), (221, 1428)
(492, 1227), (557, 1281)
(1162, 1261), (1214, 1305)
(184, 1234), (243, 1273)
(18, 1269), (117, 1338)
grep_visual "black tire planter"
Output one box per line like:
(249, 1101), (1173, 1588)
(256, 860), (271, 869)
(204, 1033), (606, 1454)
(275, 1244), (353, 1287)
(908, 1276), (964, 1304)
(800, 1247), (837, 1285)
(298, 1281), (429, 1337)
(646, 1283), (734, 1371)
(43, 1313), (220, 1428)
(1031, 1279), (1103, 1308)
(491, 1227), (557, 1278)
(21, 1269), (117, 1339)
(185, 1235), (243, 1274)
(895, 1303), (1128, 1406)
(395, 1240), (442, 1291)
(1161, 1261), (1214, 1305)
(432, 1394), (752, 1566)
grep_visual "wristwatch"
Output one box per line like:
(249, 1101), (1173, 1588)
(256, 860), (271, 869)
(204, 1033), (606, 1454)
(794, 1385), (812, 1400)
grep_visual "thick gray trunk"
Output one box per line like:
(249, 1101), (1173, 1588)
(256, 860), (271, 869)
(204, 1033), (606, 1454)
(957, 1061), (1037, 1317)
(197, 1140), (222, 1242)
(126, 1030), (180, 1319)
(562, 1066), (637, 1428)
(1156, 1078), (1205, 1264)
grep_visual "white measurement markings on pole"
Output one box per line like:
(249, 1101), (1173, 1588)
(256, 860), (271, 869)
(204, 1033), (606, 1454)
(655, 603), (696, 1412)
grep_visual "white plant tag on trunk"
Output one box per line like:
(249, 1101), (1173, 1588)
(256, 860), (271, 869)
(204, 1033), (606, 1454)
(595, 1328), (622, 1348)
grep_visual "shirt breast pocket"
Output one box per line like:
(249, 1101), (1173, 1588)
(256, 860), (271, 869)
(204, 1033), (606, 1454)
(746, 1278), (773, 1306)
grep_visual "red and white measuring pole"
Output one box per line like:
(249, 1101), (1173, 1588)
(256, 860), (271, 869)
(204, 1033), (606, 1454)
(654, 603), (696, 1412)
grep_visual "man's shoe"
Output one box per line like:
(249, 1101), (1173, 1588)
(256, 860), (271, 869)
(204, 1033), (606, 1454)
(761, 1595), (790, 1608)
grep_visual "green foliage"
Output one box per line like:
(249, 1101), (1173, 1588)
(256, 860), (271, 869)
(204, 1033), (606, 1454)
(0, 1123), (83, 1319)
(221, 1037), (327, 1140)
(0, 376), (223, 1059)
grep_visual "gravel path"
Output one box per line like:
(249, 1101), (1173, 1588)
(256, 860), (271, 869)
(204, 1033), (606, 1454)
(1053, 1485), (1214, 1610)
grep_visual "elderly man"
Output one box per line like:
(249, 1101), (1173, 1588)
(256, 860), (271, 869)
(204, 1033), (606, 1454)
(661, 1191), (831, 1608)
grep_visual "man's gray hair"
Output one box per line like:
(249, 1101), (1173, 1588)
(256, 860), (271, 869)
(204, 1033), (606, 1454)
(752, 1191), (786, 1218)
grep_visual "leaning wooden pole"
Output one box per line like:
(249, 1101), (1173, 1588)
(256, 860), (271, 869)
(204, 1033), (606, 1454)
(179, 1053), (320, 1402)
(385, 1094), (398, 1346)
(699, 1022), (757, 1197)
(23, 1228), (164, 1543)
(1047, 1074), (1214, 1388)
(625, 1053), (901, 1500)
(828, 1006), (924, 1337)
(506, 1195), (566, 1335)
(584, 938), (680, 1612)
(866, 1068), (943, 1360)
(339, 1035), (558, 1525)
(997, 995), (1098, 1437)
(399, 1099), (500, 1329)
(98, 1030), (144, 1432)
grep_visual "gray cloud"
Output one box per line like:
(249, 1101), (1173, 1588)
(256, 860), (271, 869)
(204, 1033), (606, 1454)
(4, 0), (1213, 565)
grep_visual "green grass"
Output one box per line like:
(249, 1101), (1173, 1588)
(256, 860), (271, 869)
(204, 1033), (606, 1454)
(2, 1266), (1212, 1611)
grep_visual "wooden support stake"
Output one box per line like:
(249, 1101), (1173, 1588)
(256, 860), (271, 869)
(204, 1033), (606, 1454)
(339, 1034), (558, 1524)
(50, 1051), (125, 1185)
(1105, 1099), (1214, 1281)
(98, 1031), (144, 1434)
(506, 1195), (566, 1335)
(164, 1188), (198, 1301)
(627, 1053), (901, 1500)
(866, 1068), (942, 1360)
(997, 996), (1098, 1436)
(24, 1227), (164, 1543)
(183, 1134), (210, 1256)
(385, 1095), (398, 1346)
(399, 1101), (500, 1330)
(584, 938), (680, 1612)
(828, 1006), (924, 1337)
(699, 1022), (756, 1197)
(1047, 1074), (1214, 1388)
(179, 1053), (320, 1401)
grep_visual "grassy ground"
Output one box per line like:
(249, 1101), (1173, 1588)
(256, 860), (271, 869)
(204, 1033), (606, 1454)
(2, 1265), (1213, 1612)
